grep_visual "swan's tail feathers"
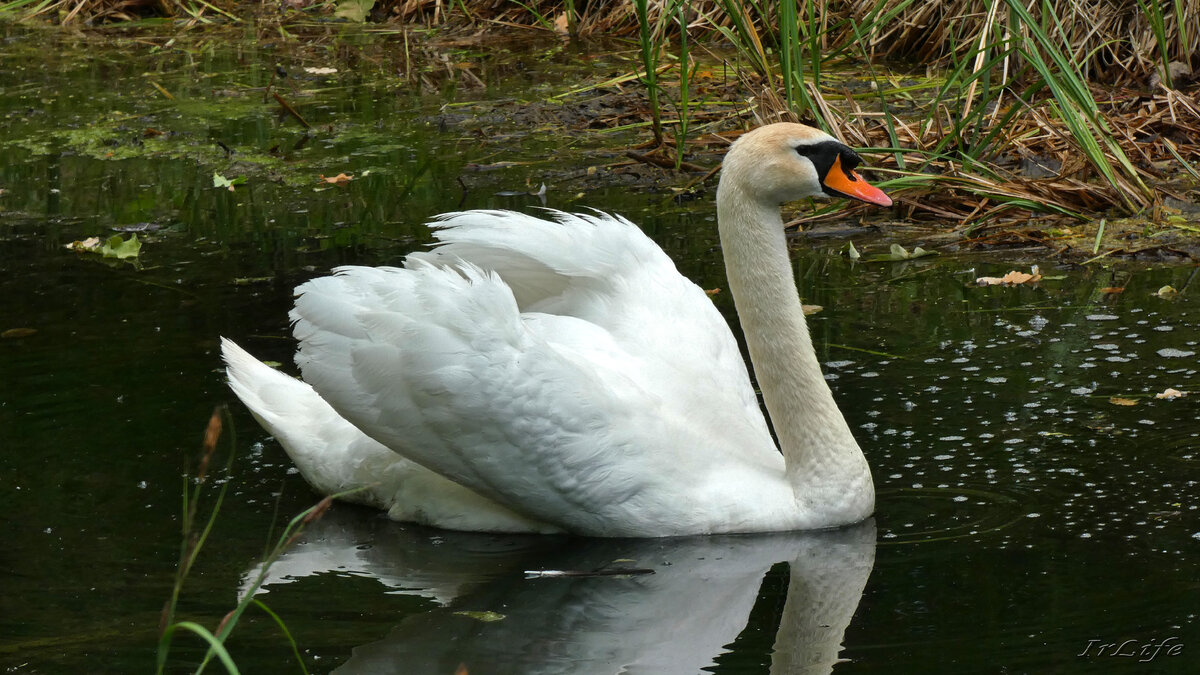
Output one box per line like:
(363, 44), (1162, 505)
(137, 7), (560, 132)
(220, 338), (555, 534)
(221, 337), (371, 499)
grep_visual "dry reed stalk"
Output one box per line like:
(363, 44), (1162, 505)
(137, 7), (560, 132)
(844, 0), (1199, 84)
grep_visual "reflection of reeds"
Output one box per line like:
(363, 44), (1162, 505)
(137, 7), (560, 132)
(155, 408), (352, 675)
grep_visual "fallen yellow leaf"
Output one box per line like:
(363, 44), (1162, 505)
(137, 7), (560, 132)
(976, 269), (1044, 286)
(65, 237), (102, 252)
(1109, 397), (1138, 406)
(319, 173), (353, 184)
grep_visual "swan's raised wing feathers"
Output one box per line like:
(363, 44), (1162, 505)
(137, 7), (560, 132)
(295, 265), (672, 533)
(291, 212), (781, 535)
(411, 211), (764, 426)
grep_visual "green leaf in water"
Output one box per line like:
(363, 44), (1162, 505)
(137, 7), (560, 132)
(335, 0), (376, 22)
(453, 610), (505, 622)
(99, 234), (141, 259)
(863, 244), (938, 262)
(212, 173), (246, 191)
(847, 241), (861, 260)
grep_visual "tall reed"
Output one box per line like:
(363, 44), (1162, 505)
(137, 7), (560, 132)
(671, 0), (696, 169)
(633, 0), (665, 146)
(156, 409), (356, 674)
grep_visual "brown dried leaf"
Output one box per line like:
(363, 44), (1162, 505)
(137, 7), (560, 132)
(1109, 397), (1138, 406)
(976, 269), (1044, 286)
(320, 173), (353, 184)
(1099, 287), (1125, 294)
(2, 327), (37, 338)
(1155, 388), (1185, 400)
(65, 236), (102, 252)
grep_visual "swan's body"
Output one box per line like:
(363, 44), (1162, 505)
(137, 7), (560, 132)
(224, 123), (891, 536)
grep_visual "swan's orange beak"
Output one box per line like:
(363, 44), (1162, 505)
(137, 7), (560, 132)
(823, 155), (892, 207)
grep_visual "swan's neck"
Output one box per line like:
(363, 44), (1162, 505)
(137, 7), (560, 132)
(717, 184), (873, 520)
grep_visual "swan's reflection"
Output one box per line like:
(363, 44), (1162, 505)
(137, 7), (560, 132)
(245, 509), (876, 674)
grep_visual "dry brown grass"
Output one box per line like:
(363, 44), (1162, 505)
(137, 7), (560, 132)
(9, 0), (1199, 229)
(372, 0), (1199, 84)
(846, 0), (1198, 85)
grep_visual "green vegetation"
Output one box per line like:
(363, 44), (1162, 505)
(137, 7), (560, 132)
(156, 408), (351, 674)
(1, 0), (1196, 233)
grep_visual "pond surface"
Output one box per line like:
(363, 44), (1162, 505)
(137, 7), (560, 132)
(1, 24), (1197, 674)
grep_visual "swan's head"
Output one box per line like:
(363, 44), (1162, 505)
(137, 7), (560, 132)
(719, 123), (892, 208)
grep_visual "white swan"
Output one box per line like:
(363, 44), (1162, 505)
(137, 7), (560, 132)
(223, 122), (892, 536)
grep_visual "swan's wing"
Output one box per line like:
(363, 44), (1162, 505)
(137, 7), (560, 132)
(408, 210), (770, 441)
(291, 250), (782, 536)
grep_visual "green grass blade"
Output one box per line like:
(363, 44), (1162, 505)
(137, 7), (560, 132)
(252, 599), (310, 675)
(162, 622), (240, 675)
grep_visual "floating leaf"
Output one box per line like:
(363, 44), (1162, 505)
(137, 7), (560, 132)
(100, 234), (141, 259)
(2, 328), (37, 338)
(1155, 388), (1185, 400)
(801, 304), (823, 316)
(212, 173), (245, 191)
(976, 269), (1044, 286)
(847, 241), (861, 260)
(453, 610), (505, 622)
(863, 243), (938, 262)
(334, 0), (375, 22)
(704, 288), (721, 296)
(1099, 287), (1124, 294)
(1153, 285), (1179, 299)
(304, 67), (338, 75)
(65, 236), (102, 252)
(320, 173), (354, 184)
(1109, 397), (1138, 406)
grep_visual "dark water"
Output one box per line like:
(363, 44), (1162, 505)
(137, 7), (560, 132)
(1, 26), (1197, 674)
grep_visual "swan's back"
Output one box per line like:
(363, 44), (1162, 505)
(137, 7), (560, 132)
(289, 211), (787, 536)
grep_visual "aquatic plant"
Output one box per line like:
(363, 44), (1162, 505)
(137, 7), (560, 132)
(632, 0), (665, 146)
(156, 408), (351, 675)
(2, 0), (1197, 226)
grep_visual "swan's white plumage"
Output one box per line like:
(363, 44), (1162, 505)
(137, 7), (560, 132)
(224, 123), (881, 536)
(282, 212), (786, 536)
(222, 338), (556, 532)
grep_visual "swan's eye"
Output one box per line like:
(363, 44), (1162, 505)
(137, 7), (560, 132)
(796, 141), (861, 186)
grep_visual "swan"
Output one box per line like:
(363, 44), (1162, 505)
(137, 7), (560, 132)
(222, 122), (892, 537)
